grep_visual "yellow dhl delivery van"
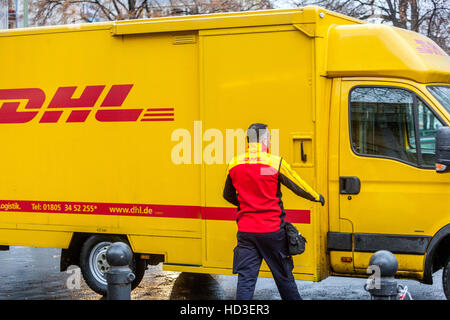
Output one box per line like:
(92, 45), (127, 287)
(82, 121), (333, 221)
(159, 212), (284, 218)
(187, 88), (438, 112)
(0, 6), (449, 298)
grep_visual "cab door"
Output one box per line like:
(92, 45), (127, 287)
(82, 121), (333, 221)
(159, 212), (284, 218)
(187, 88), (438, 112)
(338, 80), (450, 275)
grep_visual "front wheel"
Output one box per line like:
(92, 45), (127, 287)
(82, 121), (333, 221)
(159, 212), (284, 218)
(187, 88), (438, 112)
(79, 235), (146, 296)
(443, 256), (450, 300)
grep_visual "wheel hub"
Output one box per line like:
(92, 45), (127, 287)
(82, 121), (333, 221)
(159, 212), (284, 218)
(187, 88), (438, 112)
(89, 242), (111, 285)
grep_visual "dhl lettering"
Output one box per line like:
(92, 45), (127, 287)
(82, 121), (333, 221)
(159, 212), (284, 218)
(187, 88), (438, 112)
(48, 85), (105, 109)
(415, 39), (447, 56)
(108, 206), (153, 214)
(0, 88), (45, 123)
(101, 84), (133, 107)
(95, 109), (143, 122)
(0, 85), (175, 124)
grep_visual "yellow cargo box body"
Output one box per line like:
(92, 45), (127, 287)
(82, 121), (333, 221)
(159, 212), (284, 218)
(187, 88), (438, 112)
(0, 6), (449, 297)
(0, 7), (356, 284)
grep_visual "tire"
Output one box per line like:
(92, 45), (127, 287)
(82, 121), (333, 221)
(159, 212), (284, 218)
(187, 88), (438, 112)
(79, 235), (147, 296)
(443, 256), (450, 300)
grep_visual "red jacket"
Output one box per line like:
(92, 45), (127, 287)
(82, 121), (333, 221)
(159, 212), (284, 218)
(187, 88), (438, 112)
(223, 142), (322, 233)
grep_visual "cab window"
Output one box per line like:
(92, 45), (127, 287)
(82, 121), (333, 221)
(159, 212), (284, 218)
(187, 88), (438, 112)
(427, 85), (450, 113)
(349, 86), (443, 168)
(416, 100), (444, 165)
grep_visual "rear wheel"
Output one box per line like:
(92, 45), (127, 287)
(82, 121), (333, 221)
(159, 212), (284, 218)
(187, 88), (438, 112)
(443, 256), (450, 300)
(79, 235), (146, 296)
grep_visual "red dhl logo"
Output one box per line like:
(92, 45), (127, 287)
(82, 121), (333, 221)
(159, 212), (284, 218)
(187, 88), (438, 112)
(0, 84), (174, 123)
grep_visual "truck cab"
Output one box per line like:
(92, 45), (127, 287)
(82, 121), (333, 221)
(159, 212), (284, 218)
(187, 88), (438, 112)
(324, 24), (450, 297)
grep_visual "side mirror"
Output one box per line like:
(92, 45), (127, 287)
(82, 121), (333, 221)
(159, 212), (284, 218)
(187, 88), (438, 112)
(436, 127), (450, 173)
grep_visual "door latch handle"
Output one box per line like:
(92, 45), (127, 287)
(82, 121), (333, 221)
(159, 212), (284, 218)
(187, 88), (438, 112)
(301, 141), (307, 162)
(339, 176), (361, 195)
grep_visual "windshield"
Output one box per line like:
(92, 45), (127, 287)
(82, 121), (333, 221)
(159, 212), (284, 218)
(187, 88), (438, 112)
(427, 85), (450, 114)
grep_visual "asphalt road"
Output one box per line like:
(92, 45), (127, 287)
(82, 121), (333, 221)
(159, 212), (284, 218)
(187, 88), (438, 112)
(0, 246), (446, 300)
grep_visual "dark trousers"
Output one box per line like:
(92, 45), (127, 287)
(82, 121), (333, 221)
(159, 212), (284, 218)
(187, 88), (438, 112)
(232, 228), (302, 300)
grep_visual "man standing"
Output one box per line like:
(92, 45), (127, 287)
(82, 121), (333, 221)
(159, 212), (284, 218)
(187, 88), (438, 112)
(223, 123), (324, 300)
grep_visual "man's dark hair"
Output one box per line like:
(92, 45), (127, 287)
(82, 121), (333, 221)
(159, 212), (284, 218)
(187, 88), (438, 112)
(247, 123), (268, 143)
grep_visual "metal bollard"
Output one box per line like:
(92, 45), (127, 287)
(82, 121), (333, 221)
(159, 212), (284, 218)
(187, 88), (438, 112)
(364, 250), (400, 300)
(105, 242), (136, 300)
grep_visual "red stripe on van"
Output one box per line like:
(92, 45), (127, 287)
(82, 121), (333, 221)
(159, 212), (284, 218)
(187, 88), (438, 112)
(204, 206), (310, 224)
(0, 200), (310, 224)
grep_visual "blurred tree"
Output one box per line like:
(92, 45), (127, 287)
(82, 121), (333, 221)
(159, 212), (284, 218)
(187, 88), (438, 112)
(30, 0), (273, 25)
(291, 0), (449, 53)
(27, 0), (450, 54)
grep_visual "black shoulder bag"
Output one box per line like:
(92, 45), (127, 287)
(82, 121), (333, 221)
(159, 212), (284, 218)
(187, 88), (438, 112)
(284, 222), (307, 256)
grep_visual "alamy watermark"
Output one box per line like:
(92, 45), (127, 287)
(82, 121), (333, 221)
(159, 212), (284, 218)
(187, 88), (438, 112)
(66, 266), (81, 290)
(365, 265), (381, 290)
(170, 121), (279, 165)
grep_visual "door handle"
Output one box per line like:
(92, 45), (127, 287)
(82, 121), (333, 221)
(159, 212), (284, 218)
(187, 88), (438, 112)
(339, 176), (361, 195)
(301, 141), (307, 162)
